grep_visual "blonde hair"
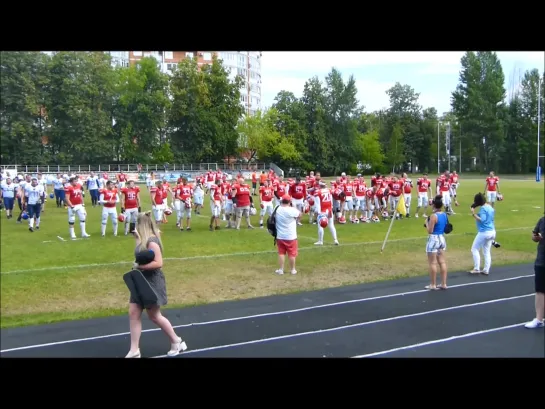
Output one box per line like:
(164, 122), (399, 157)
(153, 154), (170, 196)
(135, 211), (163, 252)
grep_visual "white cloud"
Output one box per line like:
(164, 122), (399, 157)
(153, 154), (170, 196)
(259, 51), (544, 114)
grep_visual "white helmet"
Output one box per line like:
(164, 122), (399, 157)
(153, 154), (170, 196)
(250, 207), (257, 216)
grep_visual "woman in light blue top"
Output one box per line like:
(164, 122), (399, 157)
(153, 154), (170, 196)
(470, 192), (498, 275)
(424, 195), (449, 290)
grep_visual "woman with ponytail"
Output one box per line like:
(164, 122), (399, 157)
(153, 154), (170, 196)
(424, 195), (449, 290)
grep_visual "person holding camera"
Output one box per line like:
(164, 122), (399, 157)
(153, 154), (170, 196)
(424, 195), (449, 290)
(525, 215), (545, 329)
(469, 193), (498, 275)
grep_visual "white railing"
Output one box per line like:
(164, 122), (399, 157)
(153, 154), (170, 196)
(0, 163), (270, 174)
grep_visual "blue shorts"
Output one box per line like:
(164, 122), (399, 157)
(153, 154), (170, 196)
(55, 189), (66, 200)
(27, 203), (42, 218)
(3, 197), (14, 210)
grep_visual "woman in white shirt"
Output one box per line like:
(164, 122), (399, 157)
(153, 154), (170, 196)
(274, 194), (301, 275)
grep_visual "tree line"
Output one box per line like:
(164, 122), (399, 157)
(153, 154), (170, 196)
(1, 51), (543, 175)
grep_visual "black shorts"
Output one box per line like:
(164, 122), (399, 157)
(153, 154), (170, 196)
(252, 182), (257, 189)
(535, 265), (545, 294)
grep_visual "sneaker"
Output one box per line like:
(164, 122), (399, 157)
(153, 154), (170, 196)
(29, 227), (34, 232)
(275, 269), (284, 275)
(291, 270), (297, 275)
(167, 337), (188, 357)
(125, 349), (141, 358)
(469, 269), (481, 274)
(334, 240), (339, 245)
(524, 318), (544, 329)
(314, 241), (323, 245)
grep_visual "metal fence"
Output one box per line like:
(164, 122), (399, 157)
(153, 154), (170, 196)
(0, 163), (272, 174)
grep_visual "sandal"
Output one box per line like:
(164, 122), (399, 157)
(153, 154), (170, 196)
(425, 285), (439, 290)
(437, 285), (448, 290)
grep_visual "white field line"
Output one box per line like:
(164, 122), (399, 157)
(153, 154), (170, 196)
(351, 322), (529, 358)
(0, 275), (533, 354)
(149, 294), (533, 358)
(1, 226), (533, 275)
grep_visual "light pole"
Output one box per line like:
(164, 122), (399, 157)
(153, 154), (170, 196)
(537, 74), (542, 182)
(437, 121), (441, 174)
(446, 121), (451, 171)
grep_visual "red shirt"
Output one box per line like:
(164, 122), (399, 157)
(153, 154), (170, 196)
(485, 176), (499, 192)
(289, 183), (306, 200)
(122, 186), (140, 209)
(314, 188), (333, 215)
(260, 186), (274, 202)
(65, 184), (84, 206)
(150, 187), (164, 205)
(101, 188), (118, 208)
(234, 183), (251, 207)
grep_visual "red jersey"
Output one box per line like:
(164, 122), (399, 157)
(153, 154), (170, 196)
(485, 176), (499, 191)
(376, 187), (386, 200)
(102, 173), (109, 180)
(417, 178), (431, 193)
(450, 175), (458, 184)
(290, 183), (307, 200)
(162, 182), (170, 195)
(439, 179), (451, 192)
(150, 187), (164, 205)
(210, 184), (222, 201)
(101, 188), (118, 208)
(206, 173), (215, 182)
(259, 186), (274, 202)
(65, 184), (84, 206)
(374, 177), (382, 187)
(365, 188), (374, 199)
(403, 179), (413, 194)
(176, 184), (193, 200)
(234, 183), (251, 207)
(117, 173), (127, 182)
(221, 182), (232, 198)
(355, 182), (367, 197)
(343, 183), (354, 198)
(388, 181), (403, 197)
(121, 186), (140, 209)
(314, 188), (333, 215)
(306, 177), (316, 188)
(274, 182), (288, 198)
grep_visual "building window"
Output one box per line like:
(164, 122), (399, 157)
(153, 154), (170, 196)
(186, 52), (194, 58)
(133, 51), (142, 57)
(164, 51), (173, 59)
(203, 52), (212, 60)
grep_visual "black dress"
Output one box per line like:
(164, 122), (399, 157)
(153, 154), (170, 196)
(130, 236), (168, 307)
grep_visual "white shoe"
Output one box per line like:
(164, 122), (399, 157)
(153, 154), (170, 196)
(314, 241), (323, 245)
(125, 349), (141, 358)
(524, 318), (544, 329)
(291, 270), (297, 275)
(82, 233), (90, 238)
(275, 269), (284, 275)
(334, 240), (339, 245)
(167, 337), (188, 357)
(70, 236), (77, 240)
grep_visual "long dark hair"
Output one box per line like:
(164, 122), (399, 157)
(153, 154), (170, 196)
(432, 195), (443, 210)
(472, 192), (486, 209)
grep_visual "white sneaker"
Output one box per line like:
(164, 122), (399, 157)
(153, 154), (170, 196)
(524, 318), (544, 329)
(314, 241), (323, 245)
(334, 240), (339, 245)
(125, 349), (141, 358)
(82, 233), (90, 238)
(291, 270), (297, 275)
(167, 337), (188, 357)
(70, 236), (77, 240)
(275, 269), (284, 275)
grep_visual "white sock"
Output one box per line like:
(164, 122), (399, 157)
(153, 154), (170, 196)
(80, 221), (86, 235)
(69, 226), (75, 237)
(318, 226), (324, 242)
(101, 223), (106, 235)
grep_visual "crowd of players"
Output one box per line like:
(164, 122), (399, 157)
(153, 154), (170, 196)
(0, 167), (503, 243)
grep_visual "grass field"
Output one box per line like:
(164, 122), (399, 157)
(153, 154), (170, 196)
(1, 177), (542, 328)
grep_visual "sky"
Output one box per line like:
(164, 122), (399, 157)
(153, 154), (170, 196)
(260, 52), (544, 115)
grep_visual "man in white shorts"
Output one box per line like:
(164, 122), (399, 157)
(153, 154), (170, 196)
(484, 171), (500, 207)
(415, 173), (432, 218)
(99, 180), (120, 236)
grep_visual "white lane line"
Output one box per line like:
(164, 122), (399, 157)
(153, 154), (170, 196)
(150, 294), (533, 358)
(351, 322), (529, 358)
(0, 226), (533, 275)
(0, 275), (533, 354)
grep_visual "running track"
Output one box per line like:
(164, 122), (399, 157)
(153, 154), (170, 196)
(1, 264), (543, 358)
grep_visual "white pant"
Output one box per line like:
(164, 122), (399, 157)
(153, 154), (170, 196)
(417, 194), (429, 207)
(124, 207), (138, 223)
(236, 205), (250, 218)
(102, 206), (117, 224)
(152, 203), (165, 222)
(333, 199), (341, 211)
(471, 230), (496, 273)
(317, 212), (337, 242)
(68, 204), (86, 223)
(389, 195), (400, 212)
(193, 194), (204, 205)
(224, 200), (234, 215)
(441, 190), (451, 207)
(403, 193), (411, 210)
(486, 191), (497, 203)
(260, 201), (274, 217)
(210, 199), (222, 218)
(175, 199), (191, 219)
(118, 182), (126, 189)
(292, 198), (304, 210)
(344, 198), (353, 211)
(355, 197), (366, 211)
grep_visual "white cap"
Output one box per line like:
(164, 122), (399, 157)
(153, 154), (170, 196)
(341, 172), (346, 176)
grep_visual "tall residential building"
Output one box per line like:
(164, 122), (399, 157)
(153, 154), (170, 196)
(128, 51), (262, 116)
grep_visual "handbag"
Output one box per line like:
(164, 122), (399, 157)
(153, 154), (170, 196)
(123, 269), (159, 306)
(444, 214), (453, 234)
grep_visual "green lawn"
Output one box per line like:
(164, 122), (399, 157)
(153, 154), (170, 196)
(1, 177), (542, 328)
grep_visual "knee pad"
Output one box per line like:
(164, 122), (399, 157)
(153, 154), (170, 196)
(69, 221), (75, 225)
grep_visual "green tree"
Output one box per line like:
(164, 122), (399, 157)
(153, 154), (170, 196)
(0, 52), (51, 164)
(356, 129), (385, 172)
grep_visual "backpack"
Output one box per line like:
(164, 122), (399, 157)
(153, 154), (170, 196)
(267, 205), (280, 245)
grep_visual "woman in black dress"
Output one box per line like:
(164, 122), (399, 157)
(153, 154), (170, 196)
(125, 211), (188, 358)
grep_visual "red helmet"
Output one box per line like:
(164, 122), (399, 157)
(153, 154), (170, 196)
(164, 208), (172, 215)
(308, 198), (315, 206)
(118, 214), (125, 222)
(319, 216), (329, 228)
